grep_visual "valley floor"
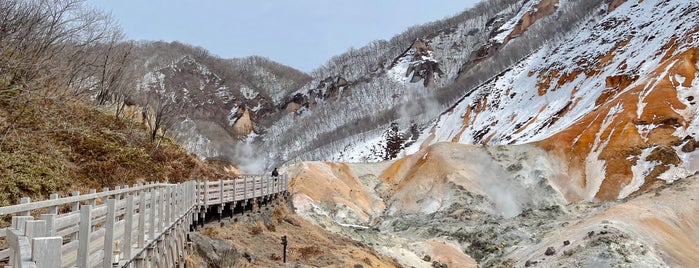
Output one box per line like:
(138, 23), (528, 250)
(284, 143), (699, 267)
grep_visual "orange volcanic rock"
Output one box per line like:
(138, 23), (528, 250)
(423, 240), (478, 268)
(537, 47), (699, 201)
(288, 162), (386, 224)
(608, 0), (629, 13)
(506, 0), (559, 43)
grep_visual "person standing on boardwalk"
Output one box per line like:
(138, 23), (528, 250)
(272, 167), (279, 189)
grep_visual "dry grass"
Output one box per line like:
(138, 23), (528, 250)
(250, 221), (265, 235)
(295, 245), (324, 261)
(271, 202), (289, 224)
(200, 227), (221, 238)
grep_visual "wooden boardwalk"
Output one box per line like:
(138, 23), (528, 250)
(0, 174), (289, 268)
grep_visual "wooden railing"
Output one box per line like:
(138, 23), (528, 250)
(0, 174), (289, 268)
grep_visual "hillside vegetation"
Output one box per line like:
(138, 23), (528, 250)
(0, 97), (228, 207)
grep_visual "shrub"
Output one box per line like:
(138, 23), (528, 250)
(250, 221), (264, 235)
(296, 245), (323, 261)
(200, 227), (220, 238)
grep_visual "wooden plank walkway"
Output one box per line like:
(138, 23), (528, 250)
(0, 174), (289, 268)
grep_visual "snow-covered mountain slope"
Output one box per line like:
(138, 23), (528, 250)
(261, 0), (562, 163)
(337, 0), (699, 201)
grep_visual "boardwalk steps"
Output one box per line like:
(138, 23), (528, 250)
(0, 174), (289, 268)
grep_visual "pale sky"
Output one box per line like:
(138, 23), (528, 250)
(87, 1), (479, 72)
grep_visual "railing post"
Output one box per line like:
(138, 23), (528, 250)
(77, 205), (92, 268)
(11, 215), (33, 230)
(220, 179), (224, 203)
(18, 197), (30, 216)
(48, 193), (59, 214)
(194, 180), (198, 207)
(114, 186), (122, 200)
(124, 194), (134, 263)
(88, 189), (97, 206)
(244, 177), (248, 200)
(163, 186), (169, 226)
(138, 189), (146, 248)
(218, 180), (224, 223)
(192, 182), (199, 230)
(203, 180), (209, 210)
(172, 184), (177, 220)
(259, 176), (263, 198)
(32, 237), (62, 268)
(9, 215), (33, 267)
(159, 187), (166, 232)
(232, 178), (237, 201)
(103, 198), (116, 268)
(150, 189), (157, 240)
(40, 214), (56, 236)
(25, 220), (47, 240)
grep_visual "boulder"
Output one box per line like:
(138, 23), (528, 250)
(189, 233), (239, 268)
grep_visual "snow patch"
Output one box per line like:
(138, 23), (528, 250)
(240, 86), (259, 99)
(227, 106), (239, 126)
(585, 103), (623, 200)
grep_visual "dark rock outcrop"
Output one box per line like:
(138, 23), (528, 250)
(190, 233), (240, 268)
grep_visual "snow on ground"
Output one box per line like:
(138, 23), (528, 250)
(239, 85), (258, 99)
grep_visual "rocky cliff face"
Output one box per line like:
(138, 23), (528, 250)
(137, 55), (267, 156)
(390, 39), (444, 87)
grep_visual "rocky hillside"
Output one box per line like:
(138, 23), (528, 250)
(129, 42), (310, 163)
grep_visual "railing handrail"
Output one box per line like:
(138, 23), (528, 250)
(0, 183), (169, 216)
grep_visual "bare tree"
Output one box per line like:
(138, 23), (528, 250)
(143, 90), (185, 147)
(0, 0), (129, 143)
